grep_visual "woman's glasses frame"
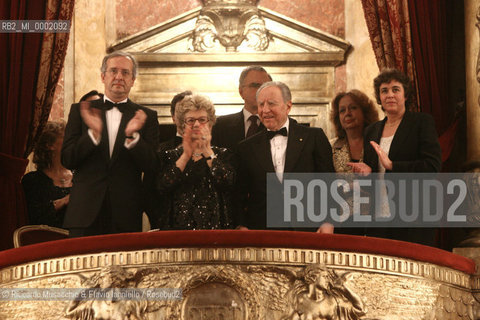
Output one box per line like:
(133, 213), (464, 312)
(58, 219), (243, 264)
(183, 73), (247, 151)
(184, 117), (209, 126)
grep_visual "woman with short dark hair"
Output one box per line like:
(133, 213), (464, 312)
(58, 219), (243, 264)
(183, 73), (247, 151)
(350, 69), (441, 174)
(349, 69), (442, 246)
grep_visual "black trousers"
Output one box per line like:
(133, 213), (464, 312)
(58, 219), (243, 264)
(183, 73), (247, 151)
(68, 193), (117, 238)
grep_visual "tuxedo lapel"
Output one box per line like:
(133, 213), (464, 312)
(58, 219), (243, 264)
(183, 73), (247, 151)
(252, 133), (275, 172)
(388, 111), (413, 160)
(232, 111), (246, 142)
(110, 101), (135, 164)
(372, 119), (385, 144)
(284, 122), (306, 173)
(366, 119), (385, 171)
(91, 99), (111, 161)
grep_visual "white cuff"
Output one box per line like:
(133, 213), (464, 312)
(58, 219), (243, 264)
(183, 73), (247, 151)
(88, 129), (100, 145)
(124, 132), (140, 149)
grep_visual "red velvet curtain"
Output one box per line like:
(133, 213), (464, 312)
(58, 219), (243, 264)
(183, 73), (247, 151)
(0, 0), (74, 250)
(408, 0), (451, 135)
(361, 0), (457, 165)
(361, 0), (418, 111)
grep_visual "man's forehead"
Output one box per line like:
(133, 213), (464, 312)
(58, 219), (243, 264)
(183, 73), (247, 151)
(245, 70), (268, 81)
(258, 86), (281, 97)
(106, 56), (133, 68)
(258, 96), (280, 102)
(258, 96), (285, 105)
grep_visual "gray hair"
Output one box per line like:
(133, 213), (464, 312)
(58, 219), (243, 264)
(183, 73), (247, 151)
(100, 51), (138, 79)
(238, 65), (272, 87)
(256, 81), (292, 103)
(175, 94), (216, 133)
(170, 90), (193, 117)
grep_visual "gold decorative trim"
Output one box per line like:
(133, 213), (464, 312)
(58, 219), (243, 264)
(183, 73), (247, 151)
(0, 247), (471, 288)
(13, 225), (69, 248)
(0, 247), (477, 320)
(476, 6), (480, 85)
(477, 5), (480, 107)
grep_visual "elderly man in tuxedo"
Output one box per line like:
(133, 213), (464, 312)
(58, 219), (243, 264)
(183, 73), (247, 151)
(237, 81), (334, 230)
(61, 51), (159, 237)
(212, 66), (272, 150)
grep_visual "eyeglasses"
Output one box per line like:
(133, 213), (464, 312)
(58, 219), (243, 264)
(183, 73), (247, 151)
(184, 117), (209, 126)
(243, 82), (262, 89)
(106, 68), (132, 77)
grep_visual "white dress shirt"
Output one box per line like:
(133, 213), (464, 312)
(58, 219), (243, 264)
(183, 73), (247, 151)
(377, 135), (394, 218)
(269, 118), (289, 181)
(88, 97), (139, 156)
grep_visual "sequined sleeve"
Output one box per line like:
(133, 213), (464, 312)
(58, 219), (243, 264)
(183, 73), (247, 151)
(209, 147), (236, 190)
(156, 148), (186, 193)
(156, 147), (236, 193)
(155, 146), (236, 230)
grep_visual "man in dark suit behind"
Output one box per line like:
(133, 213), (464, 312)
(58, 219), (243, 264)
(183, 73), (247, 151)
(237, 81), (334, 230)
(211, 66), (272, 150)
(158, 90), (192, 153)
(61, 51), (160, 237)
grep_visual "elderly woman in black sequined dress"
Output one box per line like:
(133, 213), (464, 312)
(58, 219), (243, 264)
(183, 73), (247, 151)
(156, 94), (236, 229)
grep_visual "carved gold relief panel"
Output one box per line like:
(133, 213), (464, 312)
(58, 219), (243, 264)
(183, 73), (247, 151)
(0, 247), (476, 320)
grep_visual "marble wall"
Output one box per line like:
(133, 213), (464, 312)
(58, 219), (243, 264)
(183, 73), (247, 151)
(115, 0), (344, 39)
(465, 0), (480, 162)
(49, 69), (65, 121)
(260, 0), (344, 38)
(53, 0), (108, 119)
(116, 0), (201, 39)
(344, 0), (380, 110)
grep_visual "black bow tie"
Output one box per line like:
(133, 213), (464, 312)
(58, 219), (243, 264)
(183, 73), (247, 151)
(266, 127), (288, 139)
(104, 100), (128, 113)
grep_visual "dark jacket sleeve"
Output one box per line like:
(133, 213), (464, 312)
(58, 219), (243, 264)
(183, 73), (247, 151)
(364, 113), (442, 173)
(61, 103), (98, 170)
(209, 148), (236, 190)
(21, 172), (67, 227)
(234, 143), (249, 227)
(313, 127), (335, 172)
(22, 172), (55, 224)
(126, 107), (160, 174)
(391, 113), (441, 172)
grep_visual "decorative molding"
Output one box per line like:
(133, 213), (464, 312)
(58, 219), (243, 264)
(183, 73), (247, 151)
(108, 6), (350, 56)
(191, 0), (269, 52)
(0, 247), (471, 288)
(1, 244), (478, 319)
(0, 257), (476, 319)
(476, 5), (480, 106)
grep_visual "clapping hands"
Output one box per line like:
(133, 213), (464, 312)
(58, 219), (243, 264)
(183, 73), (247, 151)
(80, 101), (102, 140)
(125, 109), (147, 137)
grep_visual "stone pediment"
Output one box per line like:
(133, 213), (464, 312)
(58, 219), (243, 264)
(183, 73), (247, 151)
(107, 5), (350, 137)
(109, 6), (350, 63)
